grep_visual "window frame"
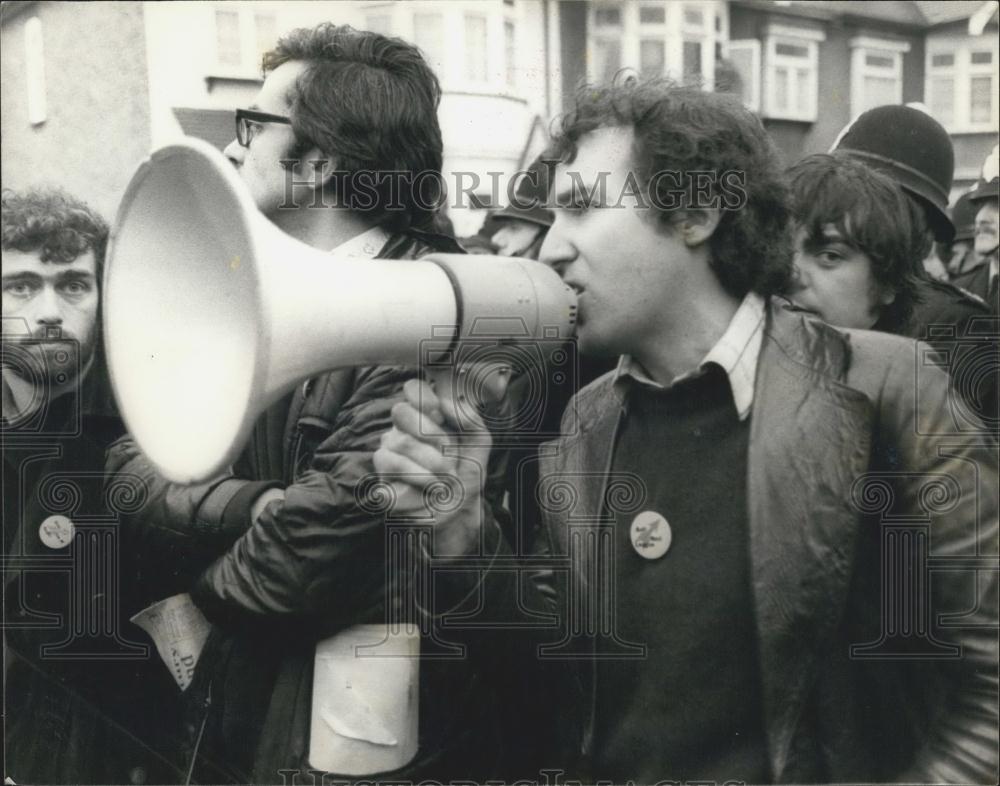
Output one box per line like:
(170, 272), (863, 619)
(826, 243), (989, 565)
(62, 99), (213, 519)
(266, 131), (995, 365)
(462, 12), (489, 84)
(926, 35), (999, 133)
(209, 5), (280, 78)
(848, 36), (909, 120)
(372, 0), (521, 97)
(762, 24), (825, 122)
(585, 0), (721, 87)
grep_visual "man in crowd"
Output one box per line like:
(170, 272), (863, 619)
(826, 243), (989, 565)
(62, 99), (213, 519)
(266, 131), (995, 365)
(784, 152), (924, 333)
(832, 106), (991, 336)
(3, 189), (183, 783)
(489, 155), (556, 260)
(832, 104), (995, 429)
(376, 81), (999, 784)
(956, 172), (999, 311)
(105, 23), (515, 784)
(942, 192), (979, 278)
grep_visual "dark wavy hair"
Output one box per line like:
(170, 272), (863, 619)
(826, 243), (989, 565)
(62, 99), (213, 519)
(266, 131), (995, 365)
(785, 153), (925, 331)
(548, 79), (794, 298)
(264, 23), (444, 232)
(2, 188), (109, 276)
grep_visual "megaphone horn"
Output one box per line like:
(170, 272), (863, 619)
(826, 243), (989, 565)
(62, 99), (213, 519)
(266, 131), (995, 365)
(104, 138), (577, 484)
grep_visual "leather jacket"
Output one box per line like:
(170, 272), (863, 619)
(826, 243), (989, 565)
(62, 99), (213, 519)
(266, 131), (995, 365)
(504, 302), (998, 784)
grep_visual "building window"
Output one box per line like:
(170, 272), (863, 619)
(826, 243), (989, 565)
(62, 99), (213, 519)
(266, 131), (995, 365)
(587, 1), (721, 87)
(386, 2), (526, 96)
(255, 14), (277, 63)
(681, 1), (711, 86)
(683, 39), (702, 80)
(639, 5), (665, 25)
(970, 73), (992, 123)
(968, 48), (996, 126)
(212, 8), (281, 76)
(639, 0), (668, 78)
(413, 12), (446, 73)
(926, 38), (999, 132)
(641, 39), (666, 77)
(464, 14), (488, 82)
(725, 39), (761, 112)
(763, 24), (824, 122)
(25, 16), (46, 126)
(504, 20), (516, 88)
(594, 6), (622, 27)
(215, 9), (242, 68)
(849, 37), (909, 119)
(590, 3), (624, 82)
(927, 72), (955, 127)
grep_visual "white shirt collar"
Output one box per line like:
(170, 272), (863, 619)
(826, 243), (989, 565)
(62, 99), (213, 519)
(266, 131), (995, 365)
(614, 292), (766, 421)
(329, 226), (391, 260)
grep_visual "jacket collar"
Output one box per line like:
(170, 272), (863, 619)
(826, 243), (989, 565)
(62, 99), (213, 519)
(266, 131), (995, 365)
(613, 292), (765, 421)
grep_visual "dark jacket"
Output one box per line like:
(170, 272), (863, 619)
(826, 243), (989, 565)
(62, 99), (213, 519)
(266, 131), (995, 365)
(904, 275), (990, 339)
(894, 276), (997, 439)
(105, 230), (516, 783)
(4, 352), (186, 784)
(501, 303), (998, 784)
(954, 259), (997, 310)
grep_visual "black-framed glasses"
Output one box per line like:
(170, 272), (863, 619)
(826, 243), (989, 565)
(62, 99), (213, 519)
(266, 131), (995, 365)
(235, 108), (292, 147)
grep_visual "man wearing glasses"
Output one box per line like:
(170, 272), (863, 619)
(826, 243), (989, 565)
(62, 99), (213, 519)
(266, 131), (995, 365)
(105, 22), (513, 785)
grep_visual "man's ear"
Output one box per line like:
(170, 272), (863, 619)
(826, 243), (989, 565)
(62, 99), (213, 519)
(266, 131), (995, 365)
(678, 208), (722, 247)
(294, 146), (338, 191)
(878, 286), (897, 306)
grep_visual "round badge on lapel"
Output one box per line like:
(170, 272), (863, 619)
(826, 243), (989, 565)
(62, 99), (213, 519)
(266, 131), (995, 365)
(39, 514), (75, 549)
(630, 510), (672, 559)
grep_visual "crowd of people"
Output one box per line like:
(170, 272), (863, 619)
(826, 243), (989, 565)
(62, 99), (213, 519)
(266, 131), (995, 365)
(3, 20), (998, 786)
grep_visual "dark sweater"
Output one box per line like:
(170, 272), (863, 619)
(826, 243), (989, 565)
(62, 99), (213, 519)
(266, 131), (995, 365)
(592, 365), (770, 784)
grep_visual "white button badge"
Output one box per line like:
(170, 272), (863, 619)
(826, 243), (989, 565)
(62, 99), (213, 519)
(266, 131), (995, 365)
(39, 515), (75, 549)
(629, 510), (672, 559)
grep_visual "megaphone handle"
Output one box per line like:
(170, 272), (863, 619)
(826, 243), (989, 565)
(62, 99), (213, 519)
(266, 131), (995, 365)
(422, 361), (512, 437)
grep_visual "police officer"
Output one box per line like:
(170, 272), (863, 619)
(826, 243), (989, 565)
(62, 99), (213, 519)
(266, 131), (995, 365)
(833, 105), (994, 428)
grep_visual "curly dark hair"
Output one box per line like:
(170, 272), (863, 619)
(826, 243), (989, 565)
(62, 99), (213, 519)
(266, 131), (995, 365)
(548, 79), (794, 298)
(263, 23), (444, 232)
(2, 188), (109, 275)
(785, 152), (925, 332)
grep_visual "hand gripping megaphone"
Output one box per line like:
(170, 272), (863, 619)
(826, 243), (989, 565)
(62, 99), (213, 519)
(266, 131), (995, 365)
(104, 137), (577, 484)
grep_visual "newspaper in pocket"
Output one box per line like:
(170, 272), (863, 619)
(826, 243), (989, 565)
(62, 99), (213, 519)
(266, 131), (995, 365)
(131, 593), (212, 690)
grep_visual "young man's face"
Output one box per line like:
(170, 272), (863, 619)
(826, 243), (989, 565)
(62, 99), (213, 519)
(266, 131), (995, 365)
(1, 248), (99, 380)
(789, 224), (895, 329)
(974, 199), (999, 257)
(224, 60), (308, 216)
(540, 126), (689, 357)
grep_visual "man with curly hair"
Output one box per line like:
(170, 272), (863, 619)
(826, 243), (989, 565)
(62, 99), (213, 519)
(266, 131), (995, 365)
(3, 189), (185, 783)
(2, 189), (106, 418)
(376, 80), (998, 783)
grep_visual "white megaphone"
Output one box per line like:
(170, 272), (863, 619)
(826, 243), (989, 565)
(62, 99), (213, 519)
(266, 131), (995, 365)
(104, 137), (577, 484)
